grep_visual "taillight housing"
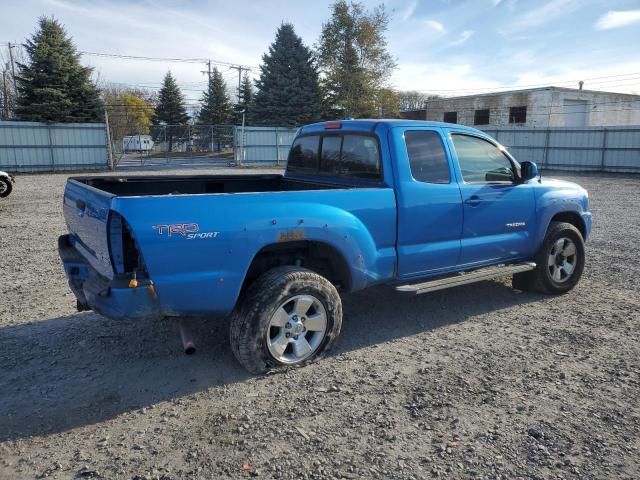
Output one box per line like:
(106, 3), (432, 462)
(109, 212), (146, 276)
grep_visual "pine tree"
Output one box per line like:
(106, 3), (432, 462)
(154, 71), (189, 125)
(16, 16), (103, 123)
(232, 72), (254, 125)
(197, 67), (231, 125)
(253, 23), (323, 126)
(153, 71), (189, 152)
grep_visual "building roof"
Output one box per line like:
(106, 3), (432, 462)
(426, 86), (640, 102)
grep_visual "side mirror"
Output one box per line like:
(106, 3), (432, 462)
(485, 167), (515, 182)
(521, 161), (539, 181)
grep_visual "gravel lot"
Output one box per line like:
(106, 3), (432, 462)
(0, 169), (638, 480)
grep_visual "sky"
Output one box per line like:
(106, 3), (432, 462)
(1, 0), (640, 105)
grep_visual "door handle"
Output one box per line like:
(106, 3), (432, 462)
(465, 195), (481, 207)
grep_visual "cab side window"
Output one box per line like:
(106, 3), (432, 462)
(405, 131), (450, 184)
(452, 134), (515, 183)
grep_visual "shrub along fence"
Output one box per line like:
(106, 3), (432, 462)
(0, 120), (108, 173)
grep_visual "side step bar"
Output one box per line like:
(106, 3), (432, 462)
(395, 262), (536, 295)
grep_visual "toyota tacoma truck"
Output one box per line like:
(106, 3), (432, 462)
(59, 120), (592, 373)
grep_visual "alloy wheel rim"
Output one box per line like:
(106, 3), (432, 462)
(547, 237), (577, 283)
(266, 294), (328, 364)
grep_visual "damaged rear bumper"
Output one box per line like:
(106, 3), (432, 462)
(58, 234), (163, 320)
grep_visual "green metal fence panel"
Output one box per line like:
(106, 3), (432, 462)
(0, 120), (107, 173)
(235, 126), (297, 165)
(480, 126), (640, 173)
(238, 125), (640, 173)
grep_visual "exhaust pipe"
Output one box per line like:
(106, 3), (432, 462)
(178, 322), (196, 355)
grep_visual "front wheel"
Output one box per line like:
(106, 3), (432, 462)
(513, 221), (585, 294)
(0, 178), (12, 198)
(229, 266), (343, 374)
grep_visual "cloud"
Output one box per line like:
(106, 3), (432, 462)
(509, 0), (577, 30)
(424, 20), (445, 32)
(391, 62), (503, 93)
(493, 0), (519, 12)
(595, 10), (640, 30)
(391, 60), (640, 97)
(399, 1), (417, 22)
(5, 0), (638, 101)
(449, 30), (474, 46)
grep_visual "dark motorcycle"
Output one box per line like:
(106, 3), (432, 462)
(0, 171), (15, 198)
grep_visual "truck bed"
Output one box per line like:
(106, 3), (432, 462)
(73, 174), (355, 197)
(62, 172), (397, 307)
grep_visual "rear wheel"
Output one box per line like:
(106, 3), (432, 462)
(229, 266), (343, 374)
(0, 178), (12, 198)
(513, 221), (585, 294)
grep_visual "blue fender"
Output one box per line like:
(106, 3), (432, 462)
(239, 201), (394, 292)
(112, 187), (396, 316)
(533, 179), (591, 247)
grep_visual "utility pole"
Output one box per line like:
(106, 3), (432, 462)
(201, 59), (212, 83)
(8, 42), (17, 94)
(229, 65), (249, 102)
(240, 109), (245, 167)
(2, 70), (9, 120)
(6, 42), (18, 120)
(104, 107), (114, 170)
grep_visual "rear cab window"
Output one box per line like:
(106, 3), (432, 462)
(287, 133), (382, 182)
(319, 136), (342, 175)
(288, 135), (320, 171)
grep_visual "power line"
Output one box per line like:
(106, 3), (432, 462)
(6, 41), (639, 97)
(404, 72), (640, 95)
(78, 50), (257, 70)
(8, 99), (640, 117)
(415, 72), (640, 92)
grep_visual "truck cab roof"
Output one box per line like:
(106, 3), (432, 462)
(298, 119), (486, 136)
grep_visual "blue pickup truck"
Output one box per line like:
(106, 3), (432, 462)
(59, 120), (591, 373)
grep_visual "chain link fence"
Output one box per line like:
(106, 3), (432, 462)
(111, 124), (236, 169)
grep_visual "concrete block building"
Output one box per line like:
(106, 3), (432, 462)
(423, 87), (640, 128)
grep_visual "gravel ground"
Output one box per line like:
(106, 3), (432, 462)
(0, 169), (638, 480)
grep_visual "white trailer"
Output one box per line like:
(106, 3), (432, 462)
(123, 135), (154, 152)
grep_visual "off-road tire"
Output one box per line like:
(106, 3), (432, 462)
(0, 178), (12, 198)
(513, 221), (585, 294)
(229, 266), (343, 374)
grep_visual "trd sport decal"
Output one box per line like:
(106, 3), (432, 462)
(152, 223), (220, 239)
